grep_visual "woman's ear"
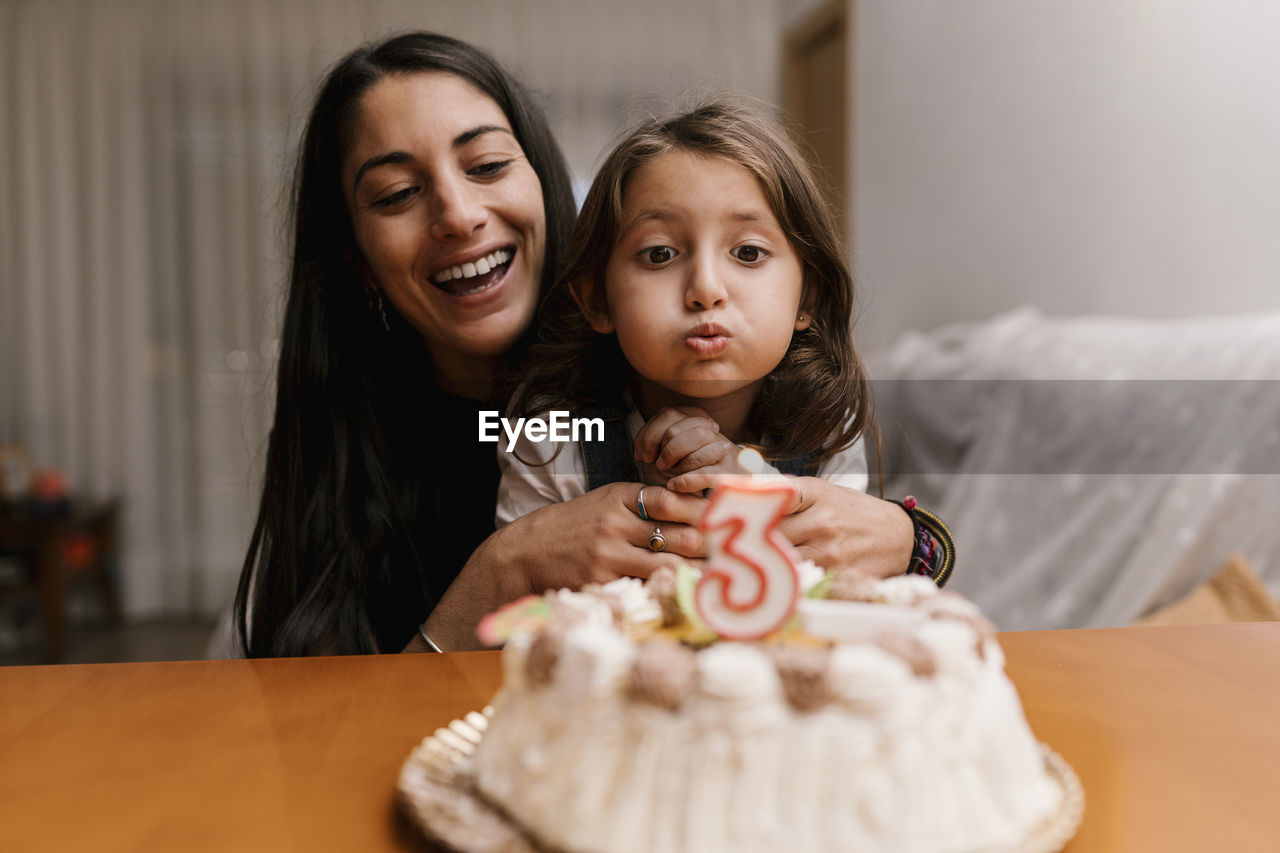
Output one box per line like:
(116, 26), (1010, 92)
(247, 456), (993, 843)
(570, 274), (614, 333)
(347, 247), (377, 289)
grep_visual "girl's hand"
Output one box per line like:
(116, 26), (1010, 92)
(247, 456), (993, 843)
(633, 406), (736, 488)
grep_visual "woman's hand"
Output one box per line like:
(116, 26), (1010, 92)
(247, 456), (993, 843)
(414, 475), (916, 652)
(513, 481), (708, 589)
(777, 477), (915, 580)
(418, 482), (707, 651)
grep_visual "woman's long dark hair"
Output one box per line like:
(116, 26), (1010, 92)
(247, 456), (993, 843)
(235, 32), (574, 656)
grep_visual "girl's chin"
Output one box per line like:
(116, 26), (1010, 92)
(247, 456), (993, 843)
(642, 377), (760, 402)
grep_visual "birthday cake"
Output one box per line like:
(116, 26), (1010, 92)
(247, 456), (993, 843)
(399, 473), (1080, 852)
(452, 572), (1075, 853)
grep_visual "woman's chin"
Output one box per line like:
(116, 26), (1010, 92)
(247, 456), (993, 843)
(430, 309), (535, 364)
(401, 279), (535, 355)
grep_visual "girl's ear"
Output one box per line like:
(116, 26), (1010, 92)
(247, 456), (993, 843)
(570, 274), (614, 333)
(794, 283), (816, 332)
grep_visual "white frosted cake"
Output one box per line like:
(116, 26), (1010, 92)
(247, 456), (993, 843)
(463, 571), (1074, 853)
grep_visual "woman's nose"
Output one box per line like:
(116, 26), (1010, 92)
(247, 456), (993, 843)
(429, 176), (488, 240)
(684, 254), (728, 310)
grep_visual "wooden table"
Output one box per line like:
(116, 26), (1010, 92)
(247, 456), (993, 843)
(2, 623), (1278, 852)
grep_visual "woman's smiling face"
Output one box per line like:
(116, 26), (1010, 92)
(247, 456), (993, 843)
(342, 71), (546, 388)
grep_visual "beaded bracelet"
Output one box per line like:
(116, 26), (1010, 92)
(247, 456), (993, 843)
(893, 496), (956, 588)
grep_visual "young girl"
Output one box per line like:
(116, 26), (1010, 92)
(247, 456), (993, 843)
(496, 102), (873, 529)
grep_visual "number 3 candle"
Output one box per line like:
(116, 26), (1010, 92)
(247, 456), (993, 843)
(694, 449), (801, 639)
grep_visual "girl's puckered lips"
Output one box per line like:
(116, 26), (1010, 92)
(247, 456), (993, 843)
(685, 322), (731, 356)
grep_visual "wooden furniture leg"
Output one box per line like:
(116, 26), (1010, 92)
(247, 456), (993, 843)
(35, 526), (66, 663)
(93, 504), (123, 626)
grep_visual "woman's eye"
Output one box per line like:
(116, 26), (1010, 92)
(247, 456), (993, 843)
(372, 187), (418, 208)
(641, 246), (675, 265)
(470, 159), (512, 178)
(733, 245), (767, 263)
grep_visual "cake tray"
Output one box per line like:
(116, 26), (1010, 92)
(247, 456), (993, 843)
(397, 708), (1085, 853)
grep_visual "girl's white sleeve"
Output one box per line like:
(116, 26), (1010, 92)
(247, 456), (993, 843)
(815, 436), (870, 493)
(494, 429), (590, 528)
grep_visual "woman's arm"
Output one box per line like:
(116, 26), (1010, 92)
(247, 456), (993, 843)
(410, 477), (918, 652)
(408, 445), (920, 652)
(410, 482), (707, 651)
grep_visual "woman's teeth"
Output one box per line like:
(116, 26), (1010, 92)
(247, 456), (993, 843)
(431, 248), (512, 286)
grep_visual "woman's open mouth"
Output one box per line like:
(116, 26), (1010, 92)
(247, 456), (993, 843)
(430, 248), (514, 296)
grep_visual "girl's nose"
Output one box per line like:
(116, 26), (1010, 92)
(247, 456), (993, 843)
(429, 176), (488, 241)
(685, 253), (728, 310)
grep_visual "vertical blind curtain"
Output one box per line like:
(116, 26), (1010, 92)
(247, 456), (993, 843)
(0, 0), (783, 617)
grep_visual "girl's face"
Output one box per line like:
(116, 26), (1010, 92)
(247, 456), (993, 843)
(591, 150), (810, 407)
(342, 72), (546, 388)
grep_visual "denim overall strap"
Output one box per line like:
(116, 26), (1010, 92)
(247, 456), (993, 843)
(775, 454), (820, 477)
(579, 404), (640, 491)
(580, 406), (820, 487)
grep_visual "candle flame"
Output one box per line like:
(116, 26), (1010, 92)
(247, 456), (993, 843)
(737, 447), (765, 475)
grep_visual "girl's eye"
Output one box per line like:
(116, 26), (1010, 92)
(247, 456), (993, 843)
(469, 159), (513, 178)
(641, 246), (676, 265)
(372, 187), (418, 208)
(733, 245), (768, 263)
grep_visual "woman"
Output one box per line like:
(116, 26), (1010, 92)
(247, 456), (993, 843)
(235, 32), (920, 657)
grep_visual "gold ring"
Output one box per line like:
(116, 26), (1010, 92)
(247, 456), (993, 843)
(647, 526), (666, 552)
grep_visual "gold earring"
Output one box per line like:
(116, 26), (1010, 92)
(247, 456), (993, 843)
(354, 255), (390, 333)
(376, 292), (390, 332)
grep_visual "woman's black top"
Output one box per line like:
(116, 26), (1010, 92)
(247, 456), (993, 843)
(409, 388), (501, 642)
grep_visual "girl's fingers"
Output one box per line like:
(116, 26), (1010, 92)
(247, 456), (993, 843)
(633, 408), (695, 462)
(665, 469), (719, 494)
(633, 406), (716, 463)
(655, 431), (732, 473)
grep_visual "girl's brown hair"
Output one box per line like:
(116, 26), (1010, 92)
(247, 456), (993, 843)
(510, 101), (871, 467)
